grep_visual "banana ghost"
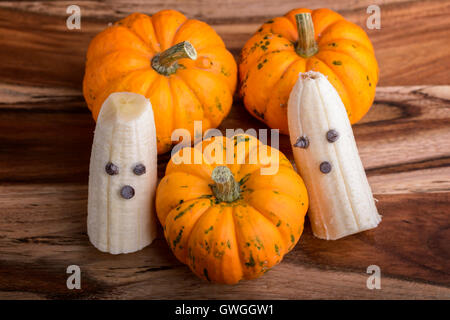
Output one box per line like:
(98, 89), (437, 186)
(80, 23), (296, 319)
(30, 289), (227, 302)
(288, 71), (381, 240)
(88, 92), (158, 254)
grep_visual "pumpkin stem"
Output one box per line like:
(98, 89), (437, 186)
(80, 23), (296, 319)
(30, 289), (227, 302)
(151, 41), (197, 76)
(211, 166), (241, 203)
(295, 13), (318, 58)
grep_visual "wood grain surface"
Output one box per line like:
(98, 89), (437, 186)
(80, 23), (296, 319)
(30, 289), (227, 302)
(0, 0), (449, 299)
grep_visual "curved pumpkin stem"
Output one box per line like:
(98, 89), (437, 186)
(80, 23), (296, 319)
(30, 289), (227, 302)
(295, 13), (318, 58)
(151, 41), (197, 76)
(211, 166), (241, 203)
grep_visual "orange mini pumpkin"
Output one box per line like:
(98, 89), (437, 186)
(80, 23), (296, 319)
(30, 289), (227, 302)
(83, 10), (237, 154)
(239, 8), (379, 133)
(156, 134), (309, 284)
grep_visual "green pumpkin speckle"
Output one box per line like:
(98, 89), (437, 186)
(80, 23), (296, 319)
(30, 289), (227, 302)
(245, 252), (256, 267)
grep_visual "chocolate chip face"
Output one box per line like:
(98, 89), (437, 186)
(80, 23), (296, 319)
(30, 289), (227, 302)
(320, 161), (332, 174)
(105, 162), (119, 175)
(294, 135), (309, 149)
(326, 130), (339, 143)
(120, 185), (135, 199)
(133, 163), (146, 176)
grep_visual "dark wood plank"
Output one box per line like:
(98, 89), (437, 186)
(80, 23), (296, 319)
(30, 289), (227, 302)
(0, 185), (448, 299)
(0, 0), (449, 88)
(0, 85), (448, 193)
(0, 0), (413, 22)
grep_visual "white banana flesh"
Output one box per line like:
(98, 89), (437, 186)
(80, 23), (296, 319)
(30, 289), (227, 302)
(288, 71), (381, 240)
(88, 92), (158, 254)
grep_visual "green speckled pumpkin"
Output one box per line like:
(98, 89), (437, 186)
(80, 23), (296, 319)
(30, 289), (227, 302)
(83, 10), (237, 154)
(156, 134), (308, 284)
(239, 8), (379, 133)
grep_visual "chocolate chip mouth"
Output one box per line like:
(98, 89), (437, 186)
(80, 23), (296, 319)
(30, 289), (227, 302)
(320, 161), (332, 174)
(120, 185), (135, 199)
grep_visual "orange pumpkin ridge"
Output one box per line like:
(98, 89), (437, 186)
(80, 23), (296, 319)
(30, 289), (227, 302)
(239, 8), (379, 134)
(83, 10), (237, 154)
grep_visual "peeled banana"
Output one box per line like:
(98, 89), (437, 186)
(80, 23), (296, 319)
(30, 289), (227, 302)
(88, 92), (158, 254)
(287, 71), (381, 240)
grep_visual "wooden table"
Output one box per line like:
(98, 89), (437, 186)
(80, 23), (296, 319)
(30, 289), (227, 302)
(0, 0), (449, 299)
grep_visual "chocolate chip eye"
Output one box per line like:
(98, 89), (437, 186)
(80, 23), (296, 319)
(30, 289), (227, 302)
(320, 161), (332, 174)
(105, 162), (119, 175)
(294, 135), (309, 149)
(120, 185), (135, 199)
(133, 163), (146, 176)
(326, 129), (339, 143)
